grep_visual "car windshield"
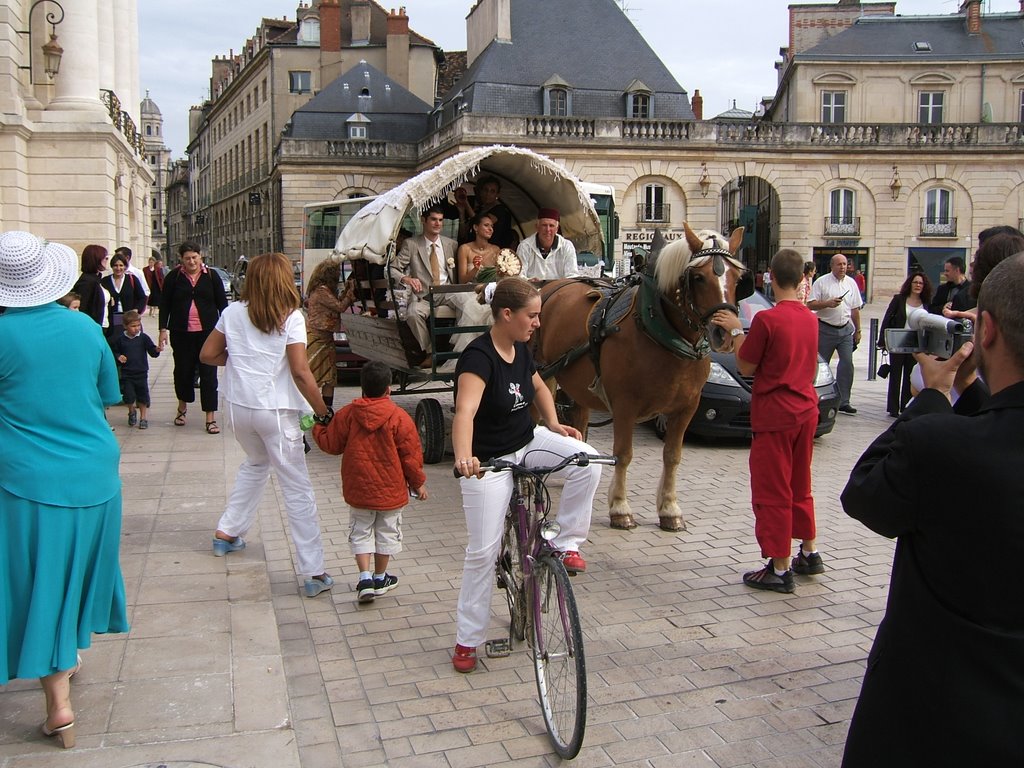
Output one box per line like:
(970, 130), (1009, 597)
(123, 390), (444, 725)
(738, 290), (773, 329)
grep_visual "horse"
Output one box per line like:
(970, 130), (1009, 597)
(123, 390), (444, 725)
(534, 223), (746, 531)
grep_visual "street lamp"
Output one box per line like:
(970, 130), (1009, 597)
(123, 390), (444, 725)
(698, 162), (711, 198)
(16, 0), (65, 84)
(889, 165), (902, 201)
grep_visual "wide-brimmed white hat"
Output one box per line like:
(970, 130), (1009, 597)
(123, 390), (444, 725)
(0, 230), (79, 307)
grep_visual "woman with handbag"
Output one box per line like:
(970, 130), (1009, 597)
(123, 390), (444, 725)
(877, 272), (932, 416)
(100, 252), (146, 338)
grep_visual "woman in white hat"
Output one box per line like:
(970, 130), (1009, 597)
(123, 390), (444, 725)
(0, 231), (129, 749)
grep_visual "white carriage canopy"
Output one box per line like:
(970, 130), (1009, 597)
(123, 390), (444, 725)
(331, 145), (604, 264)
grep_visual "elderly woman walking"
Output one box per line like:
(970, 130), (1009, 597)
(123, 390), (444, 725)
(0, 231), (129, 749)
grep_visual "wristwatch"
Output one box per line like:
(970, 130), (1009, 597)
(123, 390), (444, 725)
(729, 327), (744, 337)
(313, 406), (334, 426)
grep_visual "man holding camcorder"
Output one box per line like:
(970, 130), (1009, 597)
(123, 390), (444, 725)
(807, 254), (863, 415)
(840, 253), (1024, 766)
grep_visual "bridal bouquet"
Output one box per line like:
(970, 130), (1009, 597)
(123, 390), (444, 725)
(475, 249), (522, 283)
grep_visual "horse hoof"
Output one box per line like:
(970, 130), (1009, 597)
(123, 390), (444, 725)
(610, 514), (637, 530)
(658, 517), (686, 532)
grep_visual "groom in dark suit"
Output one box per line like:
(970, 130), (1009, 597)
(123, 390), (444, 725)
(840, 252), (1024, 766)
(390, 205), (463, 357)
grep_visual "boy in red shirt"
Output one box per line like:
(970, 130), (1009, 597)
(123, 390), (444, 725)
(713, 248), (824, 593)
(313, 360), (427, 602)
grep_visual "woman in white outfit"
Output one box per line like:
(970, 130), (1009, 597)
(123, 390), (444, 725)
(200, 252), (335, 597)
(450, 277), (602, 672)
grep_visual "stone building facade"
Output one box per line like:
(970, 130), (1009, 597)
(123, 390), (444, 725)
(193, 0), (1024, 301)
(0, 0), (152, 256)
(187, 0), (444, 267)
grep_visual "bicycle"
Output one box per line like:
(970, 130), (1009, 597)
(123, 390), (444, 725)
(456, 450), (617, 759)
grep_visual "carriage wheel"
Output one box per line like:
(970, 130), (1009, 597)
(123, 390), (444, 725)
(415, 398), (446, 464)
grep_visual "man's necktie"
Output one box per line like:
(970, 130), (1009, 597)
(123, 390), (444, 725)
(429, 242), (441, 285)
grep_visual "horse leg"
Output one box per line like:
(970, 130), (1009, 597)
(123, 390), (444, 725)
(657, 414), (688, 532)
(608, 415), (636, 530)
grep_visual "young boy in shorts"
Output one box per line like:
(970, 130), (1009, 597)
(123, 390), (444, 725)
(108, 309), (160, 429)
(712, 248), (824, 593)
(312, 360), (427, 602)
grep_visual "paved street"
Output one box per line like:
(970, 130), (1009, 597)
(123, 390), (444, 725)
(1, 305), (897, 767)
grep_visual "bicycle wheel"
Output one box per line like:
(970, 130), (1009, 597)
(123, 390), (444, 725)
(497, 513), (526, 643)
(530, 555), (586, 759)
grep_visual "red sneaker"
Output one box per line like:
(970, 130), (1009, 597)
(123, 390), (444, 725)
(452, 643), (477, 673)
(560, 551), (586, 573)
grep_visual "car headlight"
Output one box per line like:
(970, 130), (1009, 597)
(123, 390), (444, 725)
(706, 361), (742, 387)
(815, 361), (835, 387)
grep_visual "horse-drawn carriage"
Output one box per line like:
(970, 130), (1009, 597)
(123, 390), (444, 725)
(331, 145), (606, 463)
(333, 146), (751, 533)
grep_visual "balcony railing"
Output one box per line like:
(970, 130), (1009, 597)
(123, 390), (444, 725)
(99, 89), (144, 156)
(637, 203), (671, 223)
(823, 217), (860, 236)
(920, 217), (957, 237)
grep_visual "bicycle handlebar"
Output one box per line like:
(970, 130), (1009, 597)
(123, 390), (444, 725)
(452, 452), (617, 478)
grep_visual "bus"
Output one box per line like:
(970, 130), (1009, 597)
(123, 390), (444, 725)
(578, 182), (619, 273)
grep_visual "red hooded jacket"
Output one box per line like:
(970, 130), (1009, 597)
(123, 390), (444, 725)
(312, 395), (425, 511)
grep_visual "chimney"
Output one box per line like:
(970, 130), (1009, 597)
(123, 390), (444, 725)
(351, 0), (371, 46)
(960, 0), (981, 35)
(386, 7), (410, 89)
(691, 89), (703, 120)
(320, 0), (341, 53)
(467, 0), (512, 68)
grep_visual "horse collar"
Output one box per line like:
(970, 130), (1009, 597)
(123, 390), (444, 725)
(638, 276), (710, 360)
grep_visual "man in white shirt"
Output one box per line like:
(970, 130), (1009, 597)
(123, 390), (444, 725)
(516, 208), (579, 281)
(808, 253), (863, 414)
(389, 206), (462, 358)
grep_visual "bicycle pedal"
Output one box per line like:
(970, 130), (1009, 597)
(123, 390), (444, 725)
(485, 638), (511, 658)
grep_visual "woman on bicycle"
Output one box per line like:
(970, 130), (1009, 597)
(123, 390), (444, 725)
(451, 277), (603, 673)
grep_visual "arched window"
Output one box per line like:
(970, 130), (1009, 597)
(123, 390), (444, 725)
(922, 188), (956, 236)
(640, 183), (667, 222)
(826, 188), (858, 234)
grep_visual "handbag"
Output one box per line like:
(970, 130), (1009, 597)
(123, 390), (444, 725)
(876, 350), (890, 379)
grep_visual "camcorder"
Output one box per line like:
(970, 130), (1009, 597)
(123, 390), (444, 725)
(884, 306), (972, 359)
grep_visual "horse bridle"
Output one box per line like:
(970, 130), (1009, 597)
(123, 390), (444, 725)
(669, 248), (743, 336)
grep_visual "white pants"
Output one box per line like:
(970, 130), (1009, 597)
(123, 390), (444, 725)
(451, 298), (493, 354)
(455, 427), (602, 648)
(406, 290), (470, 354)
(215, 405), (326, 578)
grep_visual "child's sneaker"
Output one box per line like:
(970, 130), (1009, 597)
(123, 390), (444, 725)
(304, 574), (334, 598)
(792, 548), (825, 575)
(742, 562), (795, 593)
(356, 578), (376, 603)
(374, 573), (399, 596)
(127, 410), (137, 427)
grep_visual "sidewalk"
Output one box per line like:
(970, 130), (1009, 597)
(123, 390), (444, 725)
(1, 304), (896, 767)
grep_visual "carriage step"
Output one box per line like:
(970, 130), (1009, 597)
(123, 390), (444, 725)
(485, 638), (511, 658)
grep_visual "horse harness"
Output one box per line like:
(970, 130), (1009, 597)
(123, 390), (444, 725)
(538, 250), (739, 384)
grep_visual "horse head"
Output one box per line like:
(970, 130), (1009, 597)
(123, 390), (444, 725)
(653, 223), (746, 352)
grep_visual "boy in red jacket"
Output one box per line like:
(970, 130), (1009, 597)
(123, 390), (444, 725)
(313, 360), (428, 602)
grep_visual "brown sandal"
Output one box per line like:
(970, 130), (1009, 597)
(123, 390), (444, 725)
(205, 420), (220, 435)
(174, 409), (187, 426)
